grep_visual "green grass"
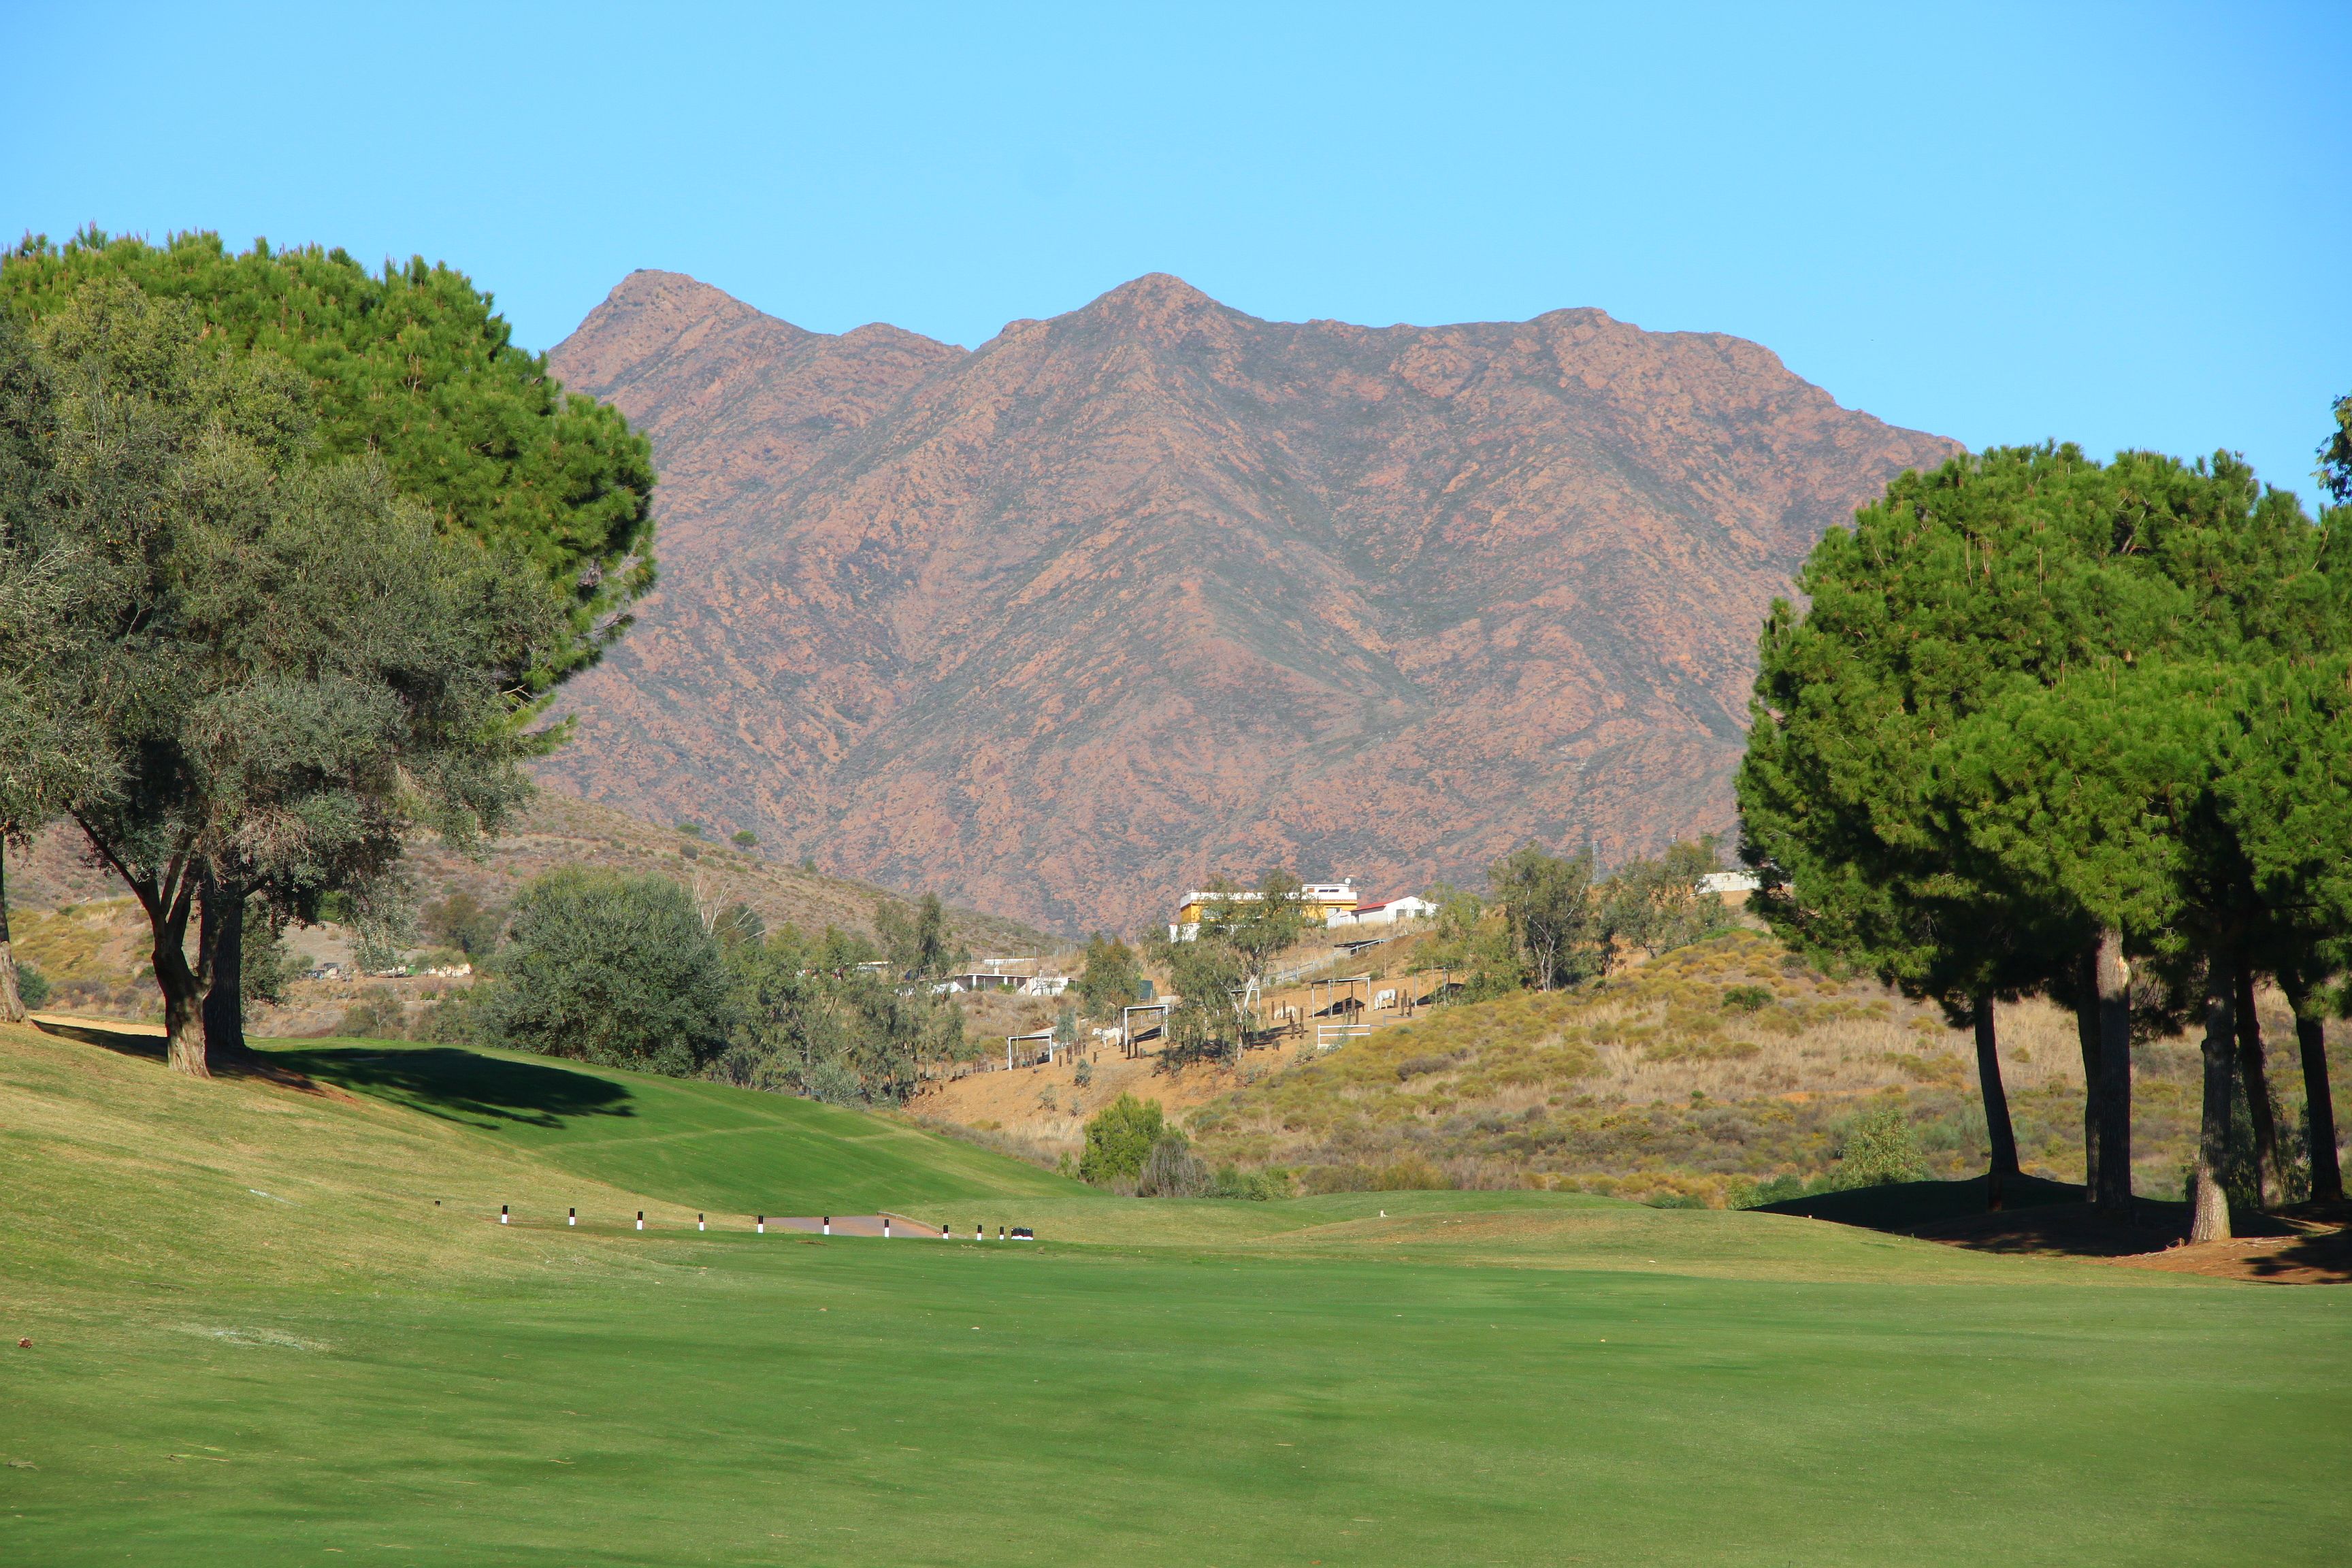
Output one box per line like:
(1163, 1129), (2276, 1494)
(5, 1023), (2349, 1565)
(267, 1038), (1087, 1220)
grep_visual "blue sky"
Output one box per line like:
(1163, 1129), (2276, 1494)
(7, 2), (2345, 501)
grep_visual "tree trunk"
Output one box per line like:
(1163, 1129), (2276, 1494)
(2074, 949), (2102, 1198)
(1973, 992), (2020, 1210)
(2281, 966), (2344, 1205)
(2230, 958), (2279, 1209)
(155, 876), (209, 1079)
(2190, 955), (2236, 1243)
(201, 877), (248, 1061)
(0, 840), (24, 1024)
(2094, 928), (2135, 1218)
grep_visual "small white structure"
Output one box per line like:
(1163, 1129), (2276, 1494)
(1333, 894), (1437, 928)
(1019, 975), (1071, 998)
(1698, 871), (1762, 900)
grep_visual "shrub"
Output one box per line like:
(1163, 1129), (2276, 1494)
(421, 891), (505, 960)
(1831, 1104), (1929, 1188)
(732, 830), (757, 848)
(1207, 1163), (1286, 1200)
(468, 866), (734, 1076)
(1736, 1173), (1810, 1207)
(334, 997), (407, 1039)
(1079, 1094), (1166, 1183)
(15, 962), (51, 1010)
(1722, 984), (1773, 1012)
(1137, 1132), (1209, 1196)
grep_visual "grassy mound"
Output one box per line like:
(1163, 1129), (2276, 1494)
(263, 1037), (1088, 1220)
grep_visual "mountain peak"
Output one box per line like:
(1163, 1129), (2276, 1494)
(544, 274), (1960, 933)
(1078, 272), (1227, 333)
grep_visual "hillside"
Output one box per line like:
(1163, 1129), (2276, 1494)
(915, 929), (2352, 1207)
(544, 272), (1959, 933)
(6, 787), (1052, 1028)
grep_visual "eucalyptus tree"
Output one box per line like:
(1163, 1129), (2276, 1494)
(1488, 845), (1600, 991)
(1194, 870), (1317, 1026)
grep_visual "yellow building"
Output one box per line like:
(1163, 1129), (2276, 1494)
(1171, 881), (1358, 940)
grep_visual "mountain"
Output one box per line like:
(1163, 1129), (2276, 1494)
(543, 271), (1959, 934)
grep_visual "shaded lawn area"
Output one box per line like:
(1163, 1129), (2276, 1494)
(265, 1038), (1088, 1218)
(5, 1236), (2347, 1567)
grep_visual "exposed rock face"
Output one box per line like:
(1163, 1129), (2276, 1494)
(545, 270), (1958, 934)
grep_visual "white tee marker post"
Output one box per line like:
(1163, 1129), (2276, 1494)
(822, 1215), (831, 1237)
(698, 1213), (706, 1232)
(636, 1211), (644, 1232)
(568, 1207), (576, 1227)
(757, 1215), (766, 1235)
(883, 1215), (892, 1239)
(500, 1205), (508, 1225)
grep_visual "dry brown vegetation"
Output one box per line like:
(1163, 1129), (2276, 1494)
(915, 927), (2350, 1208)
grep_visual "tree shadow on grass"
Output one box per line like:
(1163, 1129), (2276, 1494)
(1755, 1174), (2339, 1270)
(267, 1044), (635, 1131)
(31, 1015), (335, 1096)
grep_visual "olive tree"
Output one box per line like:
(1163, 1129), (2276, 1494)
(1, 284), (554, 1073)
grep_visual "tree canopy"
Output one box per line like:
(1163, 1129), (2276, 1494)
(0, 281), (554, 1070)
(1737, 440), (2352, 1228)
(1, 230), (655, 686)
(468, 867), (735, 1077)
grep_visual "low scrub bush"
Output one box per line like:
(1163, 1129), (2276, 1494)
(1830, 1104), (1929, 1188)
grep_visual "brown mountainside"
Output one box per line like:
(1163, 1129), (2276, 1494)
(545, 271), (1957, 934)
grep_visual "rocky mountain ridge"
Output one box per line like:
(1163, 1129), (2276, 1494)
(542, 271), (1959, 933)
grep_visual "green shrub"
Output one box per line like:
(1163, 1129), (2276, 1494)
(1735, 1173), (1810, 1207)
(732, 830), (757, 848)
(469, 866), (734, 1077)
(1722, 984), (1773, 1012)
(15, 962), (52, 1011)
(1831, 1104), (1929, 1188)
(1208, 1164), (1286, 1200)
(335, 997), (407, 1039)
(1079, 1094), (1166, 1184)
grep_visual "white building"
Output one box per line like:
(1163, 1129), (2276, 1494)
(1330, 894), (1438, 928)
(1698, 870), (1762, 901)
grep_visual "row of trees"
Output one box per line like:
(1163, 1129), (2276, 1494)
(1422, 839), (1736, 997)
(442, 867), (970, 1104)
(0, 232), (655, 1074)
(1738, 432), (2352, 1232)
